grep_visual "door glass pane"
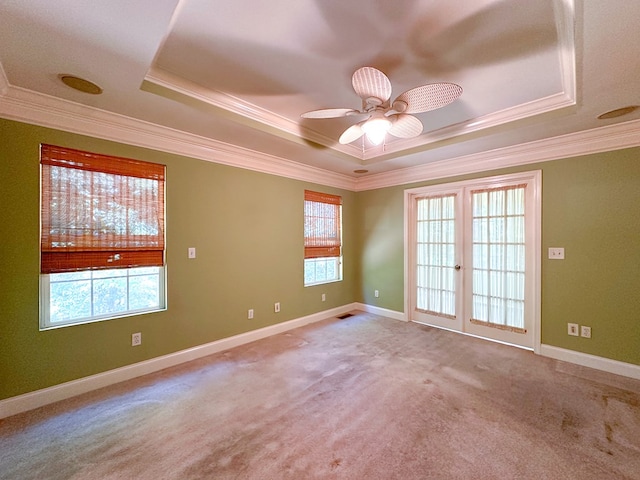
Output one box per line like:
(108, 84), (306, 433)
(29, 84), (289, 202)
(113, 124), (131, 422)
(471, 186), (526, 329)
(416, 195), (456, 317)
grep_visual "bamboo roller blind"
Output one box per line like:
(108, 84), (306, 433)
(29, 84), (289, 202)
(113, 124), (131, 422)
(40, 144), (165, 273)
(304, 190), (342, 259)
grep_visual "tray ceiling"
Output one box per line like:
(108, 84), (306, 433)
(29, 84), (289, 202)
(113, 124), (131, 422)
(0, 0), (639, 181)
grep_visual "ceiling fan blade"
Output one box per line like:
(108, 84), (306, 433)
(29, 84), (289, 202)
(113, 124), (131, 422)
(352, 67), (392, 104)
(339, 123), (365, 144)
(394, 83), (462, 114)
(301, 108), (361, 119)
(388, 114), (423, 139)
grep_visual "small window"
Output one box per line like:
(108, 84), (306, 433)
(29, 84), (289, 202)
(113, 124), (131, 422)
(39, 144), (166, 329)
(304, 190), (342, 286)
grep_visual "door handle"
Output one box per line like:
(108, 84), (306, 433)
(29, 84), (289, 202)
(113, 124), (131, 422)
(455, 264), (461, 270)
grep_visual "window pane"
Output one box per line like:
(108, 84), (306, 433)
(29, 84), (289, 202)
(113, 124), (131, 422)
(304, 257), (341, 286)
(489, 190), (505, 216)
(473, 244), (488, 269)
(129, 273), (160, 310)
(490, 245), (505, 270)
(507, 188), (525, 215)
(473, 218), (487, 243)
(93, 277), (127, 316)
(326, 258), (336, 280)
(304, 260), (316, 284)
(489, 217), (505, 242)
(50, 278), (91, 323)
(316, 259), (327, 282)
(473, 294), (488, 321)
(473, 269), (488, 296)
(442, 196), (455, 219)
(473, 192), (487, 217)
(506, 216), (525, 243)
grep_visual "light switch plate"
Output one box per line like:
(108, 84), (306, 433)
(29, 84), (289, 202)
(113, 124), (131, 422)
(188, 247), (196, 259)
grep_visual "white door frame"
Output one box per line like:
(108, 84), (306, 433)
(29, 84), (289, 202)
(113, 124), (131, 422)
(404, 170), (542, 353)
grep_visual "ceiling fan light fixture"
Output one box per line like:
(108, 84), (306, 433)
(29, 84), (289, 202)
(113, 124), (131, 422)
(301, 67), (462, 146)
(362, 113), (392, 145)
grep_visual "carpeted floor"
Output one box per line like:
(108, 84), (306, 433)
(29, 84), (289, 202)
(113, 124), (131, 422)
(1, 312), (640, 479)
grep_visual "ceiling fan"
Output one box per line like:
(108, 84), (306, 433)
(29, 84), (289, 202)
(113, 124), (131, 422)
(301, 67), (462, 146)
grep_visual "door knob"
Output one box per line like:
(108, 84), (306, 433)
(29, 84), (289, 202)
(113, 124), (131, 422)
(455, 264), (461, 270)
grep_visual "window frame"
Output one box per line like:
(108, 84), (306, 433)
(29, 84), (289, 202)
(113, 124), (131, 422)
(39, 144), (167, 330)
(304, 190), (343, 287)
(39, 266), (167, 330)
(303, 256), (343, 287)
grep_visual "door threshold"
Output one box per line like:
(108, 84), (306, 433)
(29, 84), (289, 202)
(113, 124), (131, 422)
(411, 319), (534, 352)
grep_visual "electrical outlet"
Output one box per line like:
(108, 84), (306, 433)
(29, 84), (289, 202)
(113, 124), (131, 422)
(374, 290), (379, 298)
(322, 293), (326, 302)
(567, 323), (579, 336)
(581, 326), (592, 338)
(132, 332), (142, 346)
(248, 309), (254, 319)
(548, 247), (565, 259)
(274, 302), (280, 313)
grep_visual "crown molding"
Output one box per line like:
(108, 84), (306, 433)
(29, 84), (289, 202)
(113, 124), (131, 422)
(146, 67), (576, 165)
(1, 72), (637, 195)
(144, 67), (363, 159)
(0, 83), (355, 190)
(354, 118), (640, 191)
(363, 92), (576, 162)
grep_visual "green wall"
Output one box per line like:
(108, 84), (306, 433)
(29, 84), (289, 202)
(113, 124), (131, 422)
(355, 147), (640, 366)
(0, 118), (356, 400)
(1, 115), (638, 401)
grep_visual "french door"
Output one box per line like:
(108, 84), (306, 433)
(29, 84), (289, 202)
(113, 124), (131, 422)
(406, 172), (541, 349)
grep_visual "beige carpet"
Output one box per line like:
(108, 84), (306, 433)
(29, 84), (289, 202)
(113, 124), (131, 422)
(1, 312), (640, 479)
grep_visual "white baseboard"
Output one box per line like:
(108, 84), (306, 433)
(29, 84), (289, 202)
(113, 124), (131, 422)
(6, 309), (637, 419)
(540, 344), (640, 380)
(355, 303), (406, 322)
(0, 303), (358, 419)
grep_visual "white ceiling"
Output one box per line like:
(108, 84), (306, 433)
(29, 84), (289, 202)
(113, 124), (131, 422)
(0, 0), (639, 183)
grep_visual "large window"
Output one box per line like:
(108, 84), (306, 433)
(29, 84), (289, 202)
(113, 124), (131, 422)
(304, 190), (342, 286)
(39, 144), (166, 329)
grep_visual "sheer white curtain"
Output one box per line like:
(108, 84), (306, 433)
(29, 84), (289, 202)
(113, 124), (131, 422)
(416, 194), (456, 318)
(471, 185), (526, 332)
